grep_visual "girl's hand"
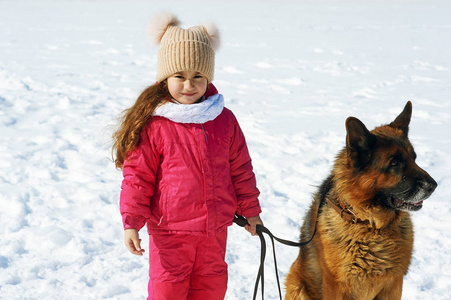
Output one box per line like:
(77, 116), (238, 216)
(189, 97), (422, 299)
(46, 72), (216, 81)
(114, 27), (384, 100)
(245, 215), (263, 236)
(124, 229), (145, 256)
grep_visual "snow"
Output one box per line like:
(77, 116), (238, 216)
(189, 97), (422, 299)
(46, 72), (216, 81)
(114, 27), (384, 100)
(1, 0), (450, 299)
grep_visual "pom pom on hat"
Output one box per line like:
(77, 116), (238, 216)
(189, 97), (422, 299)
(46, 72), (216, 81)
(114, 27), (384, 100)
(147, 13), (220, 83)
(147, 13), (180, 45)
(202, 21), (221, 51)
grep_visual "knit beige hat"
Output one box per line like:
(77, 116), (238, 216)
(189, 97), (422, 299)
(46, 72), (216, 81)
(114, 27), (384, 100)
(148, 13), (220, 83)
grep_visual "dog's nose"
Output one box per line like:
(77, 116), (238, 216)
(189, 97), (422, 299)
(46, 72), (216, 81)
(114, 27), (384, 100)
(420, 178), (437, 194)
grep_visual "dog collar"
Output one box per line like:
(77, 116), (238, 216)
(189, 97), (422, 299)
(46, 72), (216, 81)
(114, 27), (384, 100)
(326, 198), (369, 225)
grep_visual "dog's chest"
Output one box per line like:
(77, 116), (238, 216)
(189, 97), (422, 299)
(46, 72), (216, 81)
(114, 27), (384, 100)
(344, 233), (395, 276)
(321, 223), (406, 278)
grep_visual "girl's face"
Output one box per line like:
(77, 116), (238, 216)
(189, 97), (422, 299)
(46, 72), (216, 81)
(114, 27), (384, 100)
(167, 71), (208, 104)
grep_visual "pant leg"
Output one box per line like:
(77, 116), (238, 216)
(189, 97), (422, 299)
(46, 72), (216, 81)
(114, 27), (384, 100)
(188, 273), (228, 300)
(188, 228), (229, 300)
(148, 233), (196, 300)
(148, 278), (190, 300)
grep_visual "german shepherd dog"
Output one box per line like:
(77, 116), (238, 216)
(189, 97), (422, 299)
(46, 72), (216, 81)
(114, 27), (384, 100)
(285, 102), (437, 300)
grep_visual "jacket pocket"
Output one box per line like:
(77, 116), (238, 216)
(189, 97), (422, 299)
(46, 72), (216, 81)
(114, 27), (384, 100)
(157, 194), (168, 226)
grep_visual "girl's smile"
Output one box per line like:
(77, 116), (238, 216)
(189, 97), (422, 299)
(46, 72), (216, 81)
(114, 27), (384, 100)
(167, 71), (208, 104)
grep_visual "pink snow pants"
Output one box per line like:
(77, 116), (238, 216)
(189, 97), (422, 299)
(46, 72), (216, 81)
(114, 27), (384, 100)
(147, 228), (228, 300)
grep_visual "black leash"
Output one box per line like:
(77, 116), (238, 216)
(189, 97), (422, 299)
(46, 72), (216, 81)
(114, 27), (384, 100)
(233, 177), (331, 299)
(233, 214), (319, 300)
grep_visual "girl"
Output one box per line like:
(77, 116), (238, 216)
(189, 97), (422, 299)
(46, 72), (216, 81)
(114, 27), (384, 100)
(112, 13), (263, 300)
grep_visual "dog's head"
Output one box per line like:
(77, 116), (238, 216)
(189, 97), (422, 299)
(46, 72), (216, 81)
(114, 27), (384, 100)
(344, 101), (437, 212)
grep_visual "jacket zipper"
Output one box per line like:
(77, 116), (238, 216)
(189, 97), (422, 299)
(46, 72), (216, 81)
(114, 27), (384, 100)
(200, 124), (208, 144)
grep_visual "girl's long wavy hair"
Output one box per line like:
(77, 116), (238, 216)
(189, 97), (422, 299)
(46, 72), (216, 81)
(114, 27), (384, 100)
(112, 81), (170, 169)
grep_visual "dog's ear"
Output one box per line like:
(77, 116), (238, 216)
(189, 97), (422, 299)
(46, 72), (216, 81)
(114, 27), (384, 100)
(390, 101), (412, 137)
(346, 117), (376, 168)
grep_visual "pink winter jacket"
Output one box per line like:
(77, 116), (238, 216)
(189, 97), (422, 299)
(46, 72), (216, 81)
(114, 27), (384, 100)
(120, 94), (261, 236)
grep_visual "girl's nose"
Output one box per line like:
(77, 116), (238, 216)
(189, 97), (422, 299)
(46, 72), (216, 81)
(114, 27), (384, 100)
(184, 80), (194, 89)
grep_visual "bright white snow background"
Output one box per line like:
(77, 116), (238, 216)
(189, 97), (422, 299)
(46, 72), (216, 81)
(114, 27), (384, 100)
(1, 0), (450, 299)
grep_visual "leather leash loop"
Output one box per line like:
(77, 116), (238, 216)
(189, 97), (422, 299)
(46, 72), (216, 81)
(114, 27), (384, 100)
(252, 224), (318, 300)
(233, 215), (318, 300)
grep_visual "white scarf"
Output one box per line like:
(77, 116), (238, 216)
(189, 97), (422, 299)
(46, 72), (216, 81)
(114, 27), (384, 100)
(153, 93), (224, 124)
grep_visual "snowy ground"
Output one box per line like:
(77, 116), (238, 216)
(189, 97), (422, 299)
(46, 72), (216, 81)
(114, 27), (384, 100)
(1, 0), (450, 299)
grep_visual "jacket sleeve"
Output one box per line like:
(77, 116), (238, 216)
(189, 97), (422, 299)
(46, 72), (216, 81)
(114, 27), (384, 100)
(229, 115), (262, 218)
(120, 127), (159, 230)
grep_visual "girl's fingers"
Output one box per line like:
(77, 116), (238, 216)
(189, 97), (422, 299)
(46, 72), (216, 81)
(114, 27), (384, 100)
(133, 239), (141, 251)
(126, 238), (144, 255)
(245, 224), (257, 236)
(133, 239), (145, 255)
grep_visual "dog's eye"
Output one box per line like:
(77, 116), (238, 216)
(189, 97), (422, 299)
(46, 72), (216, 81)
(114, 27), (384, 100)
(389, 159), (399, 167)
